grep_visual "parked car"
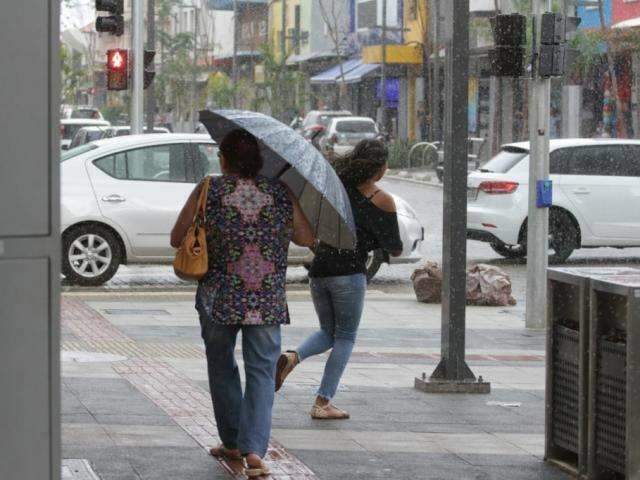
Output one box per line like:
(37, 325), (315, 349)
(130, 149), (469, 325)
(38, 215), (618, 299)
(300, 110), (352, 139)
(104, 126), (171, 137)
(61, 134), (424, 285)
(60, 119), (111, 150)
(60, 105), (104, 120)
(320, 116), (381, 157)
(69, 126), (111, 149)
(435, 137), (487, 182)
(467, 139), (640, 262)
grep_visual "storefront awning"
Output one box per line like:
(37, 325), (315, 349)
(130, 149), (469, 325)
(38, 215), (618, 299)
(310, 59), (361, 84)
(341, 62), (379, 84)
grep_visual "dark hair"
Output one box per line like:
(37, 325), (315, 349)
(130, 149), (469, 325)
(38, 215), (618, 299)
(333, 139), (388, 187)
(219, 129), (263, 178)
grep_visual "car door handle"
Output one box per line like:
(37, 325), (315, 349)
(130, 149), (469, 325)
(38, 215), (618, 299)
(572, 188), (590, 195)
(101, 194), (126, 203)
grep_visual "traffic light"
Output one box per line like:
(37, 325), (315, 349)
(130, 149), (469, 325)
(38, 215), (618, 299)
(106, 49), (128, 91)
(96, 0), (124, 36)
(489, 14), (527, 77)
(144, 50), (156, 89)
(538, 13), (581, 78)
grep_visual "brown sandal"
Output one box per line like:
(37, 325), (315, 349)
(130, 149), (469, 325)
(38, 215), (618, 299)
(275, 351), (299, 392)
(244, 459), (271, 478)
(209, 444), (242, 460)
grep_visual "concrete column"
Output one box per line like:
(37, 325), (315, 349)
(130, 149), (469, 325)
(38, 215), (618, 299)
(0, 2), (61, 479)
(500, 80), (514, 144)
(398, 76), (409, 140)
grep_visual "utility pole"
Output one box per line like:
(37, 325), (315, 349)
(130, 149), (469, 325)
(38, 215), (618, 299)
(190, 6), (199, 132)
(281, 0), (287, 66)
(380, 0), (387, 133)
(131, 0), (144, 134)
(525, 0), (551, 329)
(415, 0), (489, 394)
(146, 0), (156, 132)
(232, 0), (239, 108)
(431, 0), (441, 142)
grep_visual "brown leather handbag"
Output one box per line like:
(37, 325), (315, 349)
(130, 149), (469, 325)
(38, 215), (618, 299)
(173, 177), (210, 281)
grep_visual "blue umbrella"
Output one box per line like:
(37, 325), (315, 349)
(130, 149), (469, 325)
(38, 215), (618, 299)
(199, 109), (356, 250)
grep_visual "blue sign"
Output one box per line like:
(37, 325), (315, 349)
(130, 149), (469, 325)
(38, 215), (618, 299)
(536, 180), (553, 208)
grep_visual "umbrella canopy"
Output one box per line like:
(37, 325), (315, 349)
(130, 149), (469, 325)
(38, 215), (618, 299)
(199, 109), (356, 250)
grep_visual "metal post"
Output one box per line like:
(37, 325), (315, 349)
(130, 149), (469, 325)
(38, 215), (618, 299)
(131, 0), (145, 134)
(190, 6), (199, 132)
(146, 0), (156, 132)
(432, 0), (440, 142)
(525, 0), (551, 330)
(281, 0), (287, 66)
(415, 0), (489, 394)
(232, 0), (239, 108)
(380, 0), (387, 132)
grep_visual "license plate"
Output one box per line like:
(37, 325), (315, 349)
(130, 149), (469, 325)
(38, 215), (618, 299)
(467, 188), (478, 201)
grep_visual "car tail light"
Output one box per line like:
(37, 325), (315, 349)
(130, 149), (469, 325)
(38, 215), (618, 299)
(478, 181), (519, 194)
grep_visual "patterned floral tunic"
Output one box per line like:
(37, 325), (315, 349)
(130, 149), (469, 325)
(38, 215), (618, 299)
(195, 175), (294, 326)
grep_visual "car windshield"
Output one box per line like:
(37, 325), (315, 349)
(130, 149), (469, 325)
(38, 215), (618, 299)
(61, 143), (98, 162)
(62, 124), (83, 140)
(480, 146), (529, 173)
(71, 110), (99, 119)
(336, 121), (376, 134)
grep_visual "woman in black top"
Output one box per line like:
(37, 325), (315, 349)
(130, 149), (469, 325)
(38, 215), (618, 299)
(275, 139), (402, 419)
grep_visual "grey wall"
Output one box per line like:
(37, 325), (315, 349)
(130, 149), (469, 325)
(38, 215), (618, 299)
(0, 1), (61, 479)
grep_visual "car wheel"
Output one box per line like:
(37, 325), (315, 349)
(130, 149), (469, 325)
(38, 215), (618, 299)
(365, 249), (385, 282)
(549, 210), (579, 263)
(62, 225), (122, 286)
(489, 242), (526, 259)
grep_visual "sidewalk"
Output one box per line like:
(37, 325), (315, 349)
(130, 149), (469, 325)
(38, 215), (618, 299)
(386, 168), (442, 188)
(61, 289), (568, 480)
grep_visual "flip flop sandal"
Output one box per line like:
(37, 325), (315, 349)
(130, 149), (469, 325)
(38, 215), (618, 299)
(209, 444), (242, 461)
(244, 459), (271, 478)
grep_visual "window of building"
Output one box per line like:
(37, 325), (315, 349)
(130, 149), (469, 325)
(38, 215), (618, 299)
(357, 0), (377, 30)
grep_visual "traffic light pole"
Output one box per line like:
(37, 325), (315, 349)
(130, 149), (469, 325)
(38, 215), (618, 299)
(131, 0), (144, 134)
(525, 0), (551, 329)
(415, 0), (489, 394)
(146, 0), (156, 132)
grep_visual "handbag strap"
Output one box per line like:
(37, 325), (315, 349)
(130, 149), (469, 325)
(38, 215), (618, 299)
(195, 176), (210, 224)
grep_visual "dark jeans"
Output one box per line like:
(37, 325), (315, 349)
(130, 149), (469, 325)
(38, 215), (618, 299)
(200, 317), (281, 457)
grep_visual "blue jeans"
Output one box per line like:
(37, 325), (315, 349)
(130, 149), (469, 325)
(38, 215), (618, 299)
(200, 319), (281, 457)
(296, 274), (366, 400)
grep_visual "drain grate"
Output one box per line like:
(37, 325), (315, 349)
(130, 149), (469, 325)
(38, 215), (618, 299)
(551, 324), (580, 453)
(103, 308), (170, 315)
(595, 338), (626, 475)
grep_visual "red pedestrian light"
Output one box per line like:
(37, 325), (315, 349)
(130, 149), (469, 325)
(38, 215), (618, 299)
(106, 49), (128, 91)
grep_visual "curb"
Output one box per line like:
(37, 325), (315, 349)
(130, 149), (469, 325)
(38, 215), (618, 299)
(386, 174), (443, 188)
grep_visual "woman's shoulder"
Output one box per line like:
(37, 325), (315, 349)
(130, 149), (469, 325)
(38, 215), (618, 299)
(369, 189), (397, 214)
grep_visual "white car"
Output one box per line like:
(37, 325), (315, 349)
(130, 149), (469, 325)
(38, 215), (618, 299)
(467, 139), (640, 262)
(61, 118), (111, 150)
(320, 117), (381, 157)
(61, 134), (423, 285)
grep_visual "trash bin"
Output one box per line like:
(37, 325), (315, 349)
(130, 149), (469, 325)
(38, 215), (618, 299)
(546, 268), (591, 476)
(546, 267), (639, 478)
(588, 274), (640, 479)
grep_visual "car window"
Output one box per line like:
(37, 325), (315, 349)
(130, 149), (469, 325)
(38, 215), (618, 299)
(194, 143), (221, 179)
(127, 144), (187, 182)
(94, 144), (188, 182)
(480, 146), (528, 173)
(62, 124), (82, 140)
(550, 148), (571, 174)
(87, 130), (104, 142)
(567, 145), (634, 176)
(71, 110), (100, 119)
(622, 146), (640, 176)
(116, 129), (130, 136)
(335, 121), (376, 133)
(70, 131), (84, 148)
(303, 113), (320, 127)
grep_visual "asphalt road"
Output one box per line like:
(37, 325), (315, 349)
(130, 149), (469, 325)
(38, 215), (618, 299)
(64, 177), (640, 307)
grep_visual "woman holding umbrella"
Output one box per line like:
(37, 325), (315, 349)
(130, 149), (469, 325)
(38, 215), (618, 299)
(171, 129), (315, 477)
(276, 139), (403, 419)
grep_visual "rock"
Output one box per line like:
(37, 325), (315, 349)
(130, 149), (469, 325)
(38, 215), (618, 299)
(411, 261), (442, 303)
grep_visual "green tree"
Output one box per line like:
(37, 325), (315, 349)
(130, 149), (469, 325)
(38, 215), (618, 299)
(60, 44), (89, 104)
(254, 44), (302, 122)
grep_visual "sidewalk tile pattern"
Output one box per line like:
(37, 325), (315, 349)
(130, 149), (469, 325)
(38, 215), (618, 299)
(62, 297), (318, 480)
